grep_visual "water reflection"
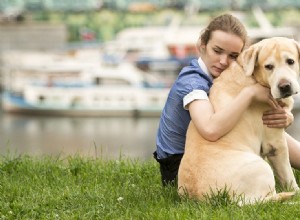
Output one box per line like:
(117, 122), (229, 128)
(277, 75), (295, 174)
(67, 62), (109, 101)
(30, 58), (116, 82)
(0, 109), (300, 161)
(0, 110), (159, 160)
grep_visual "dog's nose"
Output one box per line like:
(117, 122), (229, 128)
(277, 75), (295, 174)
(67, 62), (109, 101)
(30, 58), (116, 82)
(278, 82), (292, 98)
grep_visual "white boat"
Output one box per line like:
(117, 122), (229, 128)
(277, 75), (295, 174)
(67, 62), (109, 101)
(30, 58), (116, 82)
(1, 51), (170, 117)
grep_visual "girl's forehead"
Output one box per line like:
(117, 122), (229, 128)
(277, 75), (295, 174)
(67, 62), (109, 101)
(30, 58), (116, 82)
(209, 31), (244, 53)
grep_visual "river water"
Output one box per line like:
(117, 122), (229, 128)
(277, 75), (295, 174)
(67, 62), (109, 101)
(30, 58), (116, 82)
(1, 109), (300, 161)
(0, 110), (160, 160)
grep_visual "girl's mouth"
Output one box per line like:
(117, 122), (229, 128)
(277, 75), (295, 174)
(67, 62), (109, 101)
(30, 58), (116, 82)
(213, 66), (225, 73)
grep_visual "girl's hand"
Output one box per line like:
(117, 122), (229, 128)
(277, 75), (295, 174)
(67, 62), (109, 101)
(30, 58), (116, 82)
(262, 107), (294, 128)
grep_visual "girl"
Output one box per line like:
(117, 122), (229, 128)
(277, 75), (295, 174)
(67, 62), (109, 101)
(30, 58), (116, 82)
(154, 14), (300, 186)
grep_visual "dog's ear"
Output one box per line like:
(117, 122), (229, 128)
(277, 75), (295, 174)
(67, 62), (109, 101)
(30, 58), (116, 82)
(294, 40), (300, 62)
(237, 43), (261, 76)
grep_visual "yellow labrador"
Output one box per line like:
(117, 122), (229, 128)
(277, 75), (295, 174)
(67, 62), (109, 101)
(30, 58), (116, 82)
(178, 37), (300, 204)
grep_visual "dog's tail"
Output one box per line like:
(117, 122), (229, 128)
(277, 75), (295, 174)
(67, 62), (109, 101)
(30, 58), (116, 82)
(264, 191), (296, 202)
(236, 191), (296, 206)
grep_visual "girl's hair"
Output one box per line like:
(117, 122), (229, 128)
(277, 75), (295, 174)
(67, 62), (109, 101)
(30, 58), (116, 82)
(197, 14), (248, 52)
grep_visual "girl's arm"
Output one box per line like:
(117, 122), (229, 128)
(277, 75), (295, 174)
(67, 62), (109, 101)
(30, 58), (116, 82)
(188, 83), (278, 141)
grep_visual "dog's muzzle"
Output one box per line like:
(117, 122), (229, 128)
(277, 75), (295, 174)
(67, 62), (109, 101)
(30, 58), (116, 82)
(278, 81), (292, 98)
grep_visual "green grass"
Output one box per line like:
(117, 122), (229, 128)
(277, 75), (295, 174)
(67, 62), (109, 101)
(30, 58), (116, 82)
(0, 155), (299, 219)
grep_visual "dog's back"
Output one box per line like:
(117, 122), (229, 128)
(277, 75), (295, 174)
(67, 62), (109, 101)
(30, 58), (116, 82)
(178, 61), (272, 203)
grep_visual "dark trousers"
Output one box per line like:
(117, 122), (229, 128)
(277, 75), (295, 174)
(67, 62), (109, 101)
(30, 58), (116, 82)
(153, 151), (183, 186)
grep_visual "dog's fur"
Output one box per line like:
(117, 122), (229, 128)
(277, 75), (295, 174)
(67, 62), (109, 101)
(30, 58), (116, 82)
(178, 37), (300, 204)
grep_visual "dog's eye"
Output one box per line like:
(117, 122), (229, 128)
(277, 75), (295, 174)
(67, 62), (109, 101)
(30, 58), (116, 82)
(286, 59), (295, 65)
(264, 64), (274, 71)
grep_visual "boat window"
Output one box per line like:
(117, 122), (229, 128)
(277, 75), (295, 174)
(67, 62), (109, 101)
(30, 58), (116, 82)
(71, 97), (82, 107)
(94, 77), (101, 85)
(95, 77), (130, 86)
(151, 97), (159, 103)
(39, 95), (45, 103)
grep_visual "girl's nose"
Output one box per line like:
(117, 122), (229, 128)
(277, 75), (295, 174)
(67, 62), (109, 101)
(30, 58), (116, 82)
(220, 54), (229, 66)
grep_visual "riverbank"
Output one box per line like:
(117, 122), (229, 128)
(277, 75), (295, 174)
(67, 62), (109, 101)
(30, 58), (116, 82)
(0, 155), (299, 219)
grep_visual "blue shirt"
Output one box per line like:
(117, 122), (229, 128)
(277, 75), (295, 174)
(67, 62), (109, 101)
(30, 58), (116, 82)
(155, 59), (213, 159)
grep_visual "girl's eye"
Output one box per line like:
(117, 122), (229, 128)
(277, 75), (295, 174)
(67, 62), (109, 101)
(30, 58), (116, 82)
(213, 49), (222, 54)
(229, 55), (238, 60)
(265, 64), (274, 71)
(287, 58), (294, 65)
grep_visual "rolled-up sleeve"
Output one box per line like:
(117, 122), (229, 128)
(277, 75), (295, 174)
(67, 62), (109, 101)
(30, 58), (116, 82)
(183, 90), (209, 110)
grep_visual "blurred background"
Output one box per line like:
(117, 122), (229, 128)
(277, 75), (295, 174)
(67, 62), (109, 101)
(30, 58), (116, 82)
(0, 0), (300, 160)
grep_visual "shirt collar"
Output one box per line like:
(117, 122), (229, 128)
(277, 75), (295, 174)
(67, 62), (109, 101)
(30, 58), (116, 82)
(198, 57), (214, 81)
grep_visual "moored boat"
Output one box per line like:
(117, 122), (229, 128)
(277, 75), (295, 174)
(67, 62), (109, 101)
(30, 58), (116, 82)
(1, 51), (170, 117)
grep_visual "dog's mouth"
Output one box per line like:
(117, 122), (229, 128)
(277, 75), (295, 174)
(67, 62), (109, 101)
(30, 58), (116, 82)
(281, 91), (293, 98)
(277, 80), (298, 98)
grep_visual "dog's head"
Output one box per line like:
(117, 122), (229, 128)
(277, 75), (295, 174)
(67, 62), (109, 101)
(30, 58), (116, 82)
(237, 37), (300, 99)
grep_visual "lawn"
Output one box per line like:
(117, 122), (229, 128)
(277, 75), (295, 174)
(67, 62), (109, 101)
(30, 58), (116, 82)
(0, 155), (299, 219)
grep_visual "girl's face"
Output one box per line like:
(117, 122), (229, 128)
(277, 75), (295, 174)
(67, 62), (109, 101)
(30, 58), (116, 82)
(200, 30), (244, 78)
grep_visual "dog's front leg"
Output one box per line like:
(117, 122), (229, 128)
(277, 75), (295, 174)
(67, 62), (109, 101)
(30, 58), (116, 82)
(262, 128), (299, 191)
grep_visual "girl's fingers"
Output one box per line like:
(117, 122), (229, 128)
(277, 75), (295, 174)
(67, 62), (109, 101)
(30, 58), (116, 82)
(262, 113), (286, 120)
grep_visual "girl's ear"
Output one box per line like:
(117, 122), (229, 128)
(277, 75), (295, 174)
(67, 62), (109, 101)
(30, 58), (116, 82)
(237, 42), (262, 76)
(199, 45), (205, 53)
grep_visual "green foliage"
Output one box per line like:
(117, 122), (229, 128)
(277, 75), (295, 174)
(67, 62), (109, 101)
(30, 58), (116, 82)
(0, 155), (299, 219)
(27, 8), (300, 43)
(31, 9), (170, 42)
